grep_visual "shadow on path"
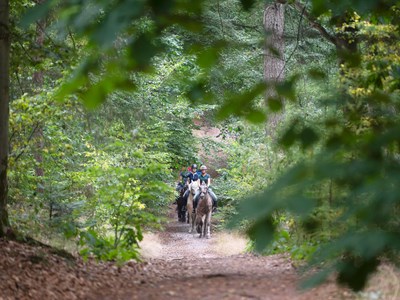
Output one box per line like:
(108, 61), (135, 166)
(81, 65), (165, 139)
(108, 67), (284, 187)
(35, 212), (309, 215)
(93, 206), (353, 300)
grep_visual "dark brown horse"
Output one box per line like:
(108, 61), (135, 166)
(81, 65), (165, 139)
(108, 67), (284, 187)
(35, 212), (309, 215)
(176, 184), (187, 222)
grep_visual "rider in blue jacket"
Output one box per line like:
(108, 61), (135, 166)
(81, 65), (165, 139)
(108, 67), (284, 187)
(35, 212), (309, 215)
(183, 164), (199, 203)
(187, 164), (199, 183)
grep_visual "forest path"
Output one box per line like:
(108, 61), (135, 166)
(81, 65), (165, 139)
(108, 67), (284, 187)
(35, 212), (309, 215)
(93, 206), (353, 300)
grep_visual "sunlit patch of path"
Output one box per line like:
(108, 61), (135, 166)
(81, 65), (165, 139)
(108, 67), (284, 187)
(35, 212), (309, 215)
(94, 206), (354, 300)
(139, 206), (247, 261)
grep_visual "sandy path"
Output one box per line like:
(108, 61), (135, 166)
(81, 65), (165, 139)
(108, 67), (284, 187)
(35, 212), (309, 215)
(139, 209), (247, 261)
(92, 206), (352, 300)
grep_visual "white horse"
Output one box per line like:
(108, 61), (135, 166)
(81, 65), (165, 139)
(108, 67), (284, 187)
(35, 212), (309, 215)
(195, 183), (212, 238)
(187, 179), (199, 233)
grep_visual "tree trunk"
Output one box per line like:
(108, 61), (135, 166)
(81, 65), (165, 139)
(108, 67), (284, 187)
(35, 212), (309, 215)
(0, 0), (10, 237)
(264, 2), (285, 138)
(33, 0), (46, 194)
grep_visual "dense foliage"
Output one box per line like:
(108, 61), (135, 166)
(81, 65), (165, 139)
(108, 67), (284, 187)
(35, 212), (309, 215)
(9, 1), (201, 261)
(2, 0), (400, 292)
(231, 1), (400, 292)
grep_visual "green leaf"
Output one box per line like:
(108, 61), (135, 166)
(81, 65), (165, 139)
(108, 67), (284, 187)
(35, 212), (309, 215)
(20, 0), (55, 28)
(286, 195), (316, 216)
(267, 97), (283, 112)
(150, 0), (175, 14)
(276, 78), (297, 101)
(197, 47), (219, 69)
(338, 50), (361, 68)
(217, 83), (266, 120)
(129, 34), (160, 70)
(308, 68), (326, 80)
(187, 81), (210, 103)
(299, 127), (319, 149)
(301, 267), (335, 290)
(310, 0), (328, 16)
(279, 122), (298, 148)
(247, 110), (266, 124)
(92, 1), (145, 48)
(240, 0), (256, 10)
(247, 216), (275, 252)
(337, 256), (379, 291)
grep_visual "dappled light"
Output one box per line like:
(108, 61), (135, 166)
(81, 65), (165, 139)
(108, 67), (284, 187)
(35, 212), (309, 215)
(1, 0), (400, 299)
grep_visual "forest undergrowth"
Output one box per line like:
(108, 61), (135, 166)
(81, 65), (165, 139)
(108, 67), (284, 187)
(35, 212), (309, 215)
(2, 0), (400, 296)
(1, 205), (400, 300)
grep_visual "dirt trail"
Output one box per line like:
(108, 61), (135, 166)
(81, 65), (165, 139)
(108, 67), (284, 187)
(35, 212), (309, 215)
(91, 119), (399, 300)
(93, 206), (353, 300)
(139, 209), (247, 261)
(3, 205), (395, 299)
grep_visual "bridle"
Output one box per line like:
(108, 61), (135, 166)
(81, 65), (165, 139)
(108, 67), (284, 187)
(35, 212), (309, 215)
(199, 185), (208, 198)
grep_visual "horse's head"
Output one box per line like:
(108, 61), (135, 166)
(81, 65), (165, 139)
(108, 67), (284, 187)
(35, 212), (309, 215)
(199, 183), (208, 199)
(190, 180), (199, 194)
(177, 183), (187, 197)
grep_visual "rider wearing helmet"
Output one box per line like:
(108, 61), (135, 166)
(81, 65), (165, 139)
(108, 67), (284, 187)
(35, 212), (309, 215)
(178, 166), (190, 186)
(183, 164), (199, 204)
(187, 164), (199, 183)
(193, 165), (218, 211)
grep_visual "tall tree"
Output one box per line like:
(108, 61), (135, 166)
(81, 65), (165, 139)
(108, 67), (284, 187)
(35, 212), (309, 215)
(0, 0), (10, 237)
(32, 0), (46, 194)
(263, 1), (285, 137)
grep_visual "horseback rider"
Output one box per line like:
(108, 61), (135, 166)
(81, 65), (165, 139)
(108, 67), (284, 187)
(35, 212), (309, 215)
(182, 164), (199, 205)
(193, 165), (217, 211)
(179, 166), (191, 186)
(187, 164), (199, 183)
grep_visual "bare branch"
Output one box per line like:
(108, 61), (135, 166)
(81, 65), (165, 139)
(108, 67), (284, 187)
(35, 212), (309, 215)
(11, 122), (41, 163)
(231, 21), (263, 33)
(291, 1), (337, 47)
(277, 3), (306, 79)
(13, 70), (24, 95)
(217, 1), (225, 37)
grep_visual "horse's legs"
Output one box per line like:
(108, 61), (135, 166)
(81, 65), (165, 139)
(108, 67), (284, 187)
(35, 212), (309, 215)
(187, 199), (193, 231)
(187, 195), (192, 226)
(191, 212), (196, 234)
(198, 215), (203, 238)
(206, 211), (211, 239)
(181, 206), (186, 222)
(188, 212), (192, 233)
(203, 213), (207, 238)
(177, 204), (182, 221)
(201, 215), (207, 238)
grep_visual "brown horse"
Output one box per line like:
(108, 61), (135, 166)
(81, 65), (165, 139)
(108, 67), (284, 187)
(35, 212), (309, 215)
(175, 183), (187, 222)
(195, 183), (212, 238)
(187, 180), (199, 233)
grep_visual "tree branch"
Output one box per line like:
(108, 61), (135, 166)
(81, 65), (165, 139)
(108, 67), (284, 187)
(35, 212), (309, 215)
(14, 70), (25, 95)
(288, 1), (338, 47)
(16, 39), (35, 64)
(231, 21), (263, 33)
(277, 3), (306, 79)
(217, 1), (225, 37)
(11, 122), (41, 163)
(68, 27), (77, 52)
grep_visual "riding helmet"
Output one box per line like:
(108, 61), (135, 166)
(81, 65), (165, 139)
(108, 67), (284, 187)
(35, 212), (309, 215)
(200, 165), (207, 170)
(192, 164), (197, 169)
